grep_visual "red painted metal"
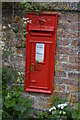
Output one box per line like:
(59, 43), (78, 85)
(25, 12), (58, 94)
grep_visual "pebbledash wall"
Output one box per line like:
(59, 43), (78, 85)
(2, 2), (80, 109)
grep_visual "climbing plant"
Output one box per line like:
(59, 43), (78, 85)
(2, 67), (32, 119)
(21, 2), (48, 15)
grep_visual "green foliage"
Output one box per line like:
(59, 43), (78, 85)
(23, 32), (26, 38)
(37, 104), (72, 119)
(17, 71), (24, 84)
(22, 3), (48, 40)
(22, 2), (47, 15)
(2, 67), (16, 83)
(37, 94), (80, 119)
(3, 86), (32, 119)
(71, 103), (80, 120)
(3, 51), (10, 58)
(2, 67), (32, 119)
(37, 95), (73, 119)
(22, 18), (27, 40)
(37, 111), (48, 119)
(50, 94), (68, 106)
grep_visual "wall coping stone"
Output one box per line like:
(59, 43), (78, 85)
(2, 2), (80, 12)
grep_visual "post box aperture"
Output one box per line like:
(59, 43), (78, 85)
(25, 13), (58, 94)
(35, 43), (45, 63)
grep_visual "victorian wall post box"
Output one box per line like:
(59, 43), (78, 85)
(25, 12), (58, 94)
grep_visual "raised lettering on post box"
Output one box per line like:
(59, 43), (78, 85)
(25, 12), (58, 94)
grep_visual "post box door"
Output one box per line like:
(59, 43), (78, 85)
(25, 13), (58, 94)
(30, 42), (52, 89)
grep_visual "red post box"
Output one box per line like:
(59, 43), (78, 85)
(25, 12), (58, 94)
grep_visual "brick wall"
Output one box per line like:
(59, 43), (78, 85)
(54, 11), (79, 103)
(2, 2), (80, 109)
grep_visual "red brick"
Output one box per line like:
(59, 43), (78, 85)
(75, 57), (80, 64)
(58, 22), (78, 30)
(16, 48), (24, 55)
(69, 56), (75, 63)
(57, 29), (78, 38)
(70, 49), (79, 56)
(54, 77), (78, 86)
(57, 39), (70, 46)
(58, 84), (65, 91)
(57, 47), (70, 54)
(59, 13), (78, 22)
(57, 63), (79, 71)
(62, 63), (79, 71)
(71, 40), (78, 46)
(71, 23), (79, 30)
(55, 54), (68, 62)
(68, 73), (79, 80)
(54, 91), (67, 98)
(78, 22), (80, 30)
(68, 31), (78, 38)
(54, 83), (65, 92)
(59, 56), (68, 62)
(55, 71), (66, 77)
(69, 56), (80, 64)
(67, 85), (78, 92)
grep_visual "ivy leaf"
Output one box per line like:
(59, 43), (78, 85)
(30, 66), (33, 71)
(20, 105), (26, 113)
(72, 109), (77, 119)
(10, 98), (16, 107)
(5, 98), (16, 108)
(15, 104), (26, 113)
(56, 115), (61, 119)
(15, 91), (21, 97)
(4, 100), (10, 108)
(61, 115), (67, 119)
(23, 32), (26, 38)
(15, 104), (21, 111)
(19, 86), (24, 91)
(78, 111), (80, 120)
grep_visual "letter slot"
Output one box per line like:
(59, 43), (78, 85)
(29, 28), (54, 37)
